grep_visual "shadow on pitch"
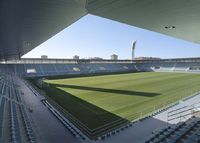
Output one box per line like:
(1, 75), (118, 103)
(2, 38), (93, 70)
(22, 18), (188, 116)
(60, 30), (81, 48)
(52, 83), (160, 97)
(43, 83), (166, 139)
(44, 84), (129, 138)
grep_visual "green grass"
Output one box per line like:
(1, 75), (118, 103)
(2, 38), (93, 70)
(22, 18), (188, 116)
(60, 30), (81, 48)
(40, 72), (200, 138)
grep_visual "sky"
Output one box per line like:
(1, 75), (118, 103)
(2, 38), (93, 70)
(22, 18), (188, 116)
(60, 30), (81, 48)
(23, 14), (200, 59)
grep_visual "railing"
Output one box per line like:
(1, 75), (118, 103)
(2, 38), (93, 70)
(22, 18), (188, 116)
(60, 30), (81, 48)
(126, 91), (200, 122)
(167, 102), (200, 123)
(1, 58), (134, 64)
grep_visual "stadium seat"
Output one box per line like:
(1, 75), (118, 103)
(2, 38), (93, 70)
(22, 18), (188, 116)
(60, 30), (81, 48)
(144, 116), (200, 143)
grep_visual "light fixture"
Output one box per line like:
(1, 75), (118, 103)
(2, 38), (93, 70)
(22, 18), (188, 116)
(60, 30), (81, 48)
(165, 25), (176, 30)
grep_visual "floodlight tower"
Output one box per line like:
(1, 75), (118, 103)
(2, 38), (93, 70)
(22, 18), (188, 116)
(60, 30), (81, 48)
(132, 40), (136, 61)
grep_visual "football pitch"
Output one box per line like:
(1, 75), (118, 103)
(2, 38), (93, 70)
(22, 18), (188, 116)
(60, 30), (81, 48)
(40, 72), (200, 138)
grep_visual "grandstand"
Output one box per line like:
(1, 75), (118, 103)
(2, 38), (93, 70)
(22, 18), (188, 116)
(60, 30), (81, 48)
(1, 0), (200, 143)
(0, 58), (200, 142)
(1, 57), (200, 77)
(0, 73), (37, 143)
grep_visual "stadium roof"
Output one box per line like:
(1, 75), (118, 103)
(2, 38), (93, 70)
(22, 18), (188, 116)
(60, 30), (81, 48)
(1, 0), (200, 60)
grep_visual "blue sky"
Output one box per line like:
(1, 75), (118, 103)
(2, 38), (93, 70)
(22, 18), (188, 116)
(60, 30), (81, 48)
(23, 14), (200, 59)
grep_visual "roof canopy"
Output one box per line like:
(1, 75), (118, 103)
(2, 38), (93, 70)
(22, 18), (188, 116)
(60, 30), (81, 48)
(1, 0), (200, 60)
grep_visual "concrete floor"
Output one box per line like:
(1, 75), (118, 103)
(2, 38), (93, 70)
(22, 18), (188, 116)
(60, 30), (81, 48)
(16, 77), (81, 143)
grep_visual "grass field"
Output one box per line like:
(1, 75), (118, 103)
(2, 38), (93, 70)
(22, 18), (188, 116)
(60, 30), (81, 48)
(39, 72), (200, 138)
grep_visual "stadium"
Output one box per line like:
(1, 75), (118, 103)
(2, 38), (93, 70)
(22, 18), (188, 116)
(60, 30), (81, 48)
(1, 1), (200, 143)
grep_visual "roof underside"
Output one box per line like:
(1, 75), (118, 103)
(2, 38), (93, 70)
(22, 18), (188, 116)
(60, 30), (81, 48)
(0, 0), (87, 60)
(87, 0), (200, 43)
(1, 0), (200, 60)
